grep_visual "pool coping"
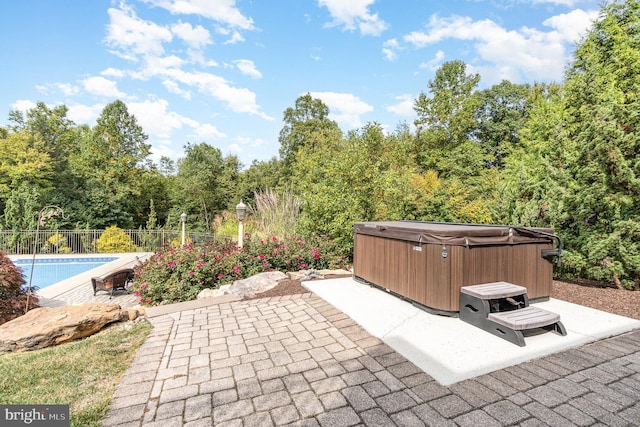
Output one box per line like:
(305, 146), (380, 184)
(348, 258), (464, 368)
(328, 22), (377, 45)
(11, 253), (154, 299)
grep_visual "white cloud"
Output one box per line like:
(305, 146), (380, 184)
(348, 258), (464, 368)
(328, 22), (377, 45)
(382, 38), (401, 61)
(530, 0), (579, 6)
(134, 55), (186, 80)
(162, 79), (192, 99)
(401, 11), (598, 82)
(543, 9), (598, 43)
(11, 100), (37, 114)
(105, 4), (172, 60)
(386, 94), (415, 117)
(81, 76), (126, 98)
(128, 99), (190, 139)
(419, 50), (445, 71)
(66, 103), (105, 124)
(223, 30), (245, 44)
(309, 91), (373, 128)
(191, 123), (226, 140)
(160, 69), (272, 119)
(57, 83), (81, 96)
(101, 67), (126, 78)
(171, 21), (212, 49)
(234, 59), (262, 79)
(124, 99), (226, 152)
(318, 0), (388, 36)
(142, 0), (255, 30)
(147, 141), (181, 163)
(35, 83), (80, 96)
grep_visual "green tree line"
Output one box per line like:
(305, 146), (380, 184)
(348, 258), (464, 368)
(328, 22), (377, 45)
(1, 1), (639, 289)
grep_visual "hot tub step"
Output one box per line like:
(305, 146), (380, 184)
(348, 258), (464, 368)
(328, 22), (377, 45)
(459, 282), (567, 347)
(489, 306), (561, 330)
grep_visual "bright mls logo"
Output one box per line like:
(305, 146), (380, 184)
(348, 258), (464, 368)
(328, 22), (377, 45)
(1, 405), (69, 426)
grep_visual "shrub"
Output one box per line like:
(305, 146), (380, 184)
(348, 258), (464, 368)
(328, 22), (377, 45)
(47, 233), (72, 254)
(0, 251), (39, 325)
(96, 226), (138, 253)
(131, 233), (348, 305)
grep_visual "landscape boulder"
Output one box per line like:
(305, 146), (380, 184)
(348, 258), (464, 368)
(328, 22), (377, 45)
(224, 271), (287, 298)
(0, 303), (124, 354)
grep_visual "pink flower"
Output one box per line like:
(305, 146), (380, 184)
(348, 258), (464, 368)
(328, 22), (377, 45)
(140, 283), (147, 290)
(189, 271), (195, 276)
(263, 262), (269, 268)
(272, 236), (278, 242)
(135, 291), (141, 296)
(258, 254), (265, 260)
(299, 263), (307, 269)
(218, 273), (223, 278)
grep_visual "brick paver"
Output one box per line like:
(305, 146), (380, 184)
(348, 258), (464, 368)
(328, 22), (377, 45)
(102, 293), (640, 426)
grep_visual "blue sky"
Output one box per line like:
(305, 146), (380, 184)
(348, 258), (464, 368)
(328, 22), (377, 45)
(1, 0), (600, 167)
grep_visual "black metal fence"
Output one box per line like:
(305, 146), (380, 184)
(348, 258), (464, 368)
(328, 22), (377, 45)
(0, 229), (232, 255)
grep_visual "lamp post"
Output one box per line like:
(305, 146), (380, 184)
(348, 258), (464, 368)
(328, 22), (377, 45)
(235, 200), (247, 248)
(180, 213), (187, 246)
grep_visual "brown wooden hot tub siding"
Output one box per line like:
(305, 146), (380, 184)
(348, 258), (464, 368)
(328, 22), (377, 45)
(353, 223), (555, 314)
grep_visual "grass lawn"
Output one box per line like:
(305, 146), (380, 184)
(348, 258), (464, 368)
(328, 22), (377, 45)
(0, 321), (152, 427)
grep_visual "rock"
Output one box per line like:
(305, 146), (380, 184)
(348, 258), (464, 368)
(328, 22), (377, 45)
(0, 303), (124, 354)
(197, 284), (231, 299)
(225, 271), (287, 297)
(302, 269), (325, 280)
(288, 269), (353, 281)
(122, 308), (140, 322)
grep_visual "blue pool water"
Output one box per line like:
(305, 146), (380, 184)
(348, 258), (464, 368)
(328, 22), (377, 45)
(14, 257), (118, 290)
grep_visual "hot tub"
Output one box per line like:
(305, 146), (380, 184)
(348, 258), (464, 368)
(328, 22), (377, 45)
(353, 221), (561, 316)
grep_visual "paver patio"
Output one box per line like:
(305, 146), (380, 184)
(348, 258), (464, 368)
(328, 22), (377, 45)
(102, 292), (640, 426)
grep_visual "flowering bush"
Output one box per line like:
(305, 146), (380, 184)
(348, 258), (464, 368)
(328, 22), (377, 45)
(130, 233), (348, 306)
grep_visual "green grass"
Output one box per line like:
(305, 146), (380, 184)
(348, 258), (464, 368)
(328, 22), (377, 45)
(0, 321), (152, 427)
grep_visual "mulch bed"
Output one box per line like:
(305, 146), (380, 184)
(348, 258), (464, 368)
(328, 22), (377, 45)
(243, 274), (351, 300)
(248, 275), (640, 321)
(552, 280), (640, 320)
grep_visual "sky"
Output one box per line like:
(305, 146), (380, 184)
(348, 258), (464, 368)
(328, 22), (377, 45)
(1, 0), (602, 168)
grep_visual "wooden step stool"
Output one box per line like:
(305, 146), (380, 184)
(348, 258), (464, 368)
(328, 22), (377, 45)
(459, 282), (567, 347)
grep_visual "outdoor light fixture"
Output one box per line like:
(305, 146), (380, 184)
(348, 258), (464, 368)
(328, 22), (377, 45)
(236, 200), (247, 248)
(180, 212), (187, 246)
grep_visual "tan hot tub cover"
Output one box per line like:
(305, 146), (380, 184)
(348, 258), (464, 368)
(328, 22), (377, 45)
(353, 221), (555, 247)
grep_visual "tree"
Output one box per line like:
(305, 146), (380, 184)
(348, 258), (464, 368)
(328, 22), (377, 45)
(238, 157), (286, 205)
(278, 93), (342, 173)
(69, 101), (152, 228)
(550, 0), (640, 289)
(414, 61), (481, 152)
(474, 81), (532, 168)
(498, 83), (570, 227)
(0, 131), (52, 201)
(169, 143), (240, 232)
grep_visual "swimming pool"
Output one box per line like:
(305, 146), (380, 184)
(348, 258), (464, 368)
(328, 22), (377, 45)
(14, 257), (118, 290)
